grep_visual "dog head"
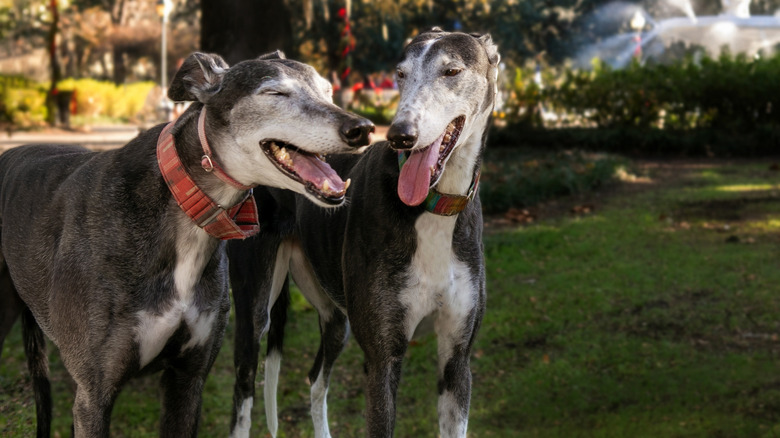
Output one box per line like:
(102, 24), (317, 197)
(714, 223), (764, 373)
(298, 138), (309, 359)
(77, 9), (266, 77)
(388, 29), (500, 206)
(169, 52), (374, 207)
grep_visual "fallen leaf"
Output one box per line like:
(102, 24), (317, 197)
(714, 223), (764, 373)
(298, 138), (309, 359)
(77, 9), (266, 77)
(570, 204), (595, 215)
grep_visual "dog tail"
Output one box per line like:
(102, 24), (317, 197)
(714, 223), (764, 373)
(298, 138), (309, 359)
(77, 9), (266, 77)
(22, 307), (52, 438)
(264, 277), (290, 438)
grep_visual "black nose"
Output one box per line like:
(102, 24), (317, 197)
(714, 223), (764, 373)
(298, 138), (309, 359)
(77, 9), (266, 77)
(340, 117), (375, 147)
(387, 122), (418, 150)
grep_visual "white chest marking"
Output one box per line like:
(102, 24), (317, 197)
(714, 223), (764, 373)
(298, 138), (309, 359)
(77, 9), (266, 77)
(135, 224), (216, 368)
(399, 214), (458, 339)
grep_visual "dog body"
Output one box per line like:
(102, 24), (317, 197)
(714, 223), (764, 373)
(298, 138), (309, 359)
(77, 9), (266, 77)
(228, 30), (499, 437)
(0, 51), (372, 437)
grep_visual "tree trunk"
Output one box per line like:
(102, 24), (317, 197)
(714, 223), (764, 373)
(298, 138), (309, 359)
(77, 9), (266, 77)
(109, 0), (126, 85)
(46, 0), (61, 126)
(200, 0), (294, 65)
(112, 47), (126, 85)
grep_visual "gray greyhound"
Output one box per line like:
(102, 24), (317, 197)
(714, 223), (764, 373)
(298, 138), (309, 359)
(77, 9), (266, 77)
(0, 51), (373, 437)
(227, 29), (499, 437)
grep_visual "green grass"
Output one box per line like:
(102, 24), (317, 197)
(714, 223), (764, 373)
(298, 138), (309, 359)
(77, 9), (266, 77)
(2, 160), (780, 437)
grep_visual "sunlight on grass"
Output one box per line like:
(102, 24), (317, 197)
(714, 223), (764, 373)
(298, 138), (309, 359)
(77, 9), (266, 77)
(743, 218), (780, 232)
(716, 184), (780, 192)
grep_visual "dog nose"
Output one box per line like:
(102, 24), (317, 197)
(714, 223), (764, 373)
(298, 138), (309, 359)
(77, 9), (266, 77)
(386, 122), (418, 149)
(340, 118), (375, 147)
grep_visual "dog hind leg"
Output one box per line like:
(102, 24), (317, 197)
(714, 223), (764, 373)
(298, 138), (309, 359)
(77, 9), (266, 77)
(263, 278), (290, 438)
(229, 237), (291, 438)
(0, 262), (23, 358)
(288, 247), (349, 438)
(21, 307), (52, 438)
(307, 308), (348, 438)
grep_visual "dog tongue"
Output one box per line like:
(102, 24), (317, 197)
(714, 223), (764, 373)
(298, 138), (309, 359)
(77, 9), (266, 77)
(397, 132), (444, 206)
(290, 150), (345, 194)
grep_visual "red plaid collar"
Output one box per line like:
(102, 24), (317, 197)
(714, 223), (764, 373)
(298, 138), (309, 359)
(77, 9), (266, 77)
(156, 118), (260, 240)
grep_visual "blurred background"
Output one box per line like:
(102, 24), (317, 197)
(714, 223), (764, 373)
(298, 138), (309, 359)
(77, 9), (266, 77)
(3, 0), (780, 145)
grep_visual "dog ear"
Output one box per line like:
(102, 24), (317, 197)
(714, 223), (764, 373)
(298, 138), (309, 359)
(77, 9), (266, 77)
(475, 33), (501, 66)
(168, 52), (229, 102)
(258, 50), (286, 60)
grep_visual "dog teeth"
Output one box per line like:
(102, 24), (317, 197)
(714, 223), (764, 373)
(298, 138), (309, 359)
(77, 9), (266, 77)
(344, 178), (351, 190)
(430, 165), (436, 176)
(322, 180), (330, 192)
(271, 143), (293, 166)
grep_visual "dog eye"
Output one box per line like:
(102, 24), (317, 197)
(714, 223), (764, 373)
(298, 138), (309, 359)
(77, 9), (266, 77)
(444, 68), (461, 77)
(263, 90), (288, 96)
(396, 69), (405, 79)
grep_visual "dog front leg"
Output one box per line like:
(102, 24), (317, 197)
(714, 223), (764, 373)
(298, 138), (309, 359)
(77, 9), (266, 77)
(159, 357), (210, 438)
(351, 316), (408, 438)
(363, 350), (406, 437)
(72, 385), (118, 438)
(434, 295), (483, 438)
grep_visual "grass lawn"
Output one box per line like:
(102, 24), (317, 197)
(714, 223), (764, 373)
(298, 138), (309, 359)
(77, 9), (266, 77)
(2, 158), (780, 437)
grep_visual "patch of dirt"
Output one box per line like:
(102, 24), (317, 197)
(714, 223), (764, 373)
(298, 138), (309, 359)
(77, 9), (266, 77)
(674, 195), (780, 222)
(605, 289), (780, 354)
(279, 404), (310, 426)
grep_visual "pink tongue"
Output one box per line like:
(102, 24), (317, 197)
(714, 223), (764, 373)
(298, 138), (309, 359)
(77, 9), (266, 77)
(290, 150), (345, 193)
(397, 132), (444, 206)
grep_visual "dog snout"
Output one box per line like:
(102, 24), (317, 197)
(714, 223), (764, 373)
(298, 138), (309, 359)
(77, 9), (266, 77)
(386, 122), (418, 150)
(340, 118), (375, 147)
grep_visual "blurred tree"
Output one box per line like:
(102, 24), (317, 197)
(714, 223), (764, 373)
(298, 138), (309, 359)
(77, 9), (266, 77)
(200, 0), (293, 65)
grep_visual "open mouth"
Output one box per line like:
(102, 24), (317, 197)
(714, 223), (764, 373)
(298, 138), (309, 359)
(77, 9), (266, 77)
(396, 115), (465, 206)
(260, 140), (350, 205)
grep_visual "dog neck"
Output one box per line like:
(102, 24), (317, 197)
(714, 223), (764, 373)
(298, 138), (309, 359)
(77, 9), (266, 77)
(158, 111), (260, 240)
(172, 107), (249, 208)
(433, 110), (490, 200)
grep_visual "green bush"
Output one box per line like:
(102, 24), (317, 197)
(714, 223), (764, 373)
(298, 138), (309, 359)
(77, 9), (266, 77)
(0, 75), (155, 130)
(497, 53), (780, 156)
(0, 75), (47, 130)
(479, 148), (625, 214)
(57, 78), (155, 122)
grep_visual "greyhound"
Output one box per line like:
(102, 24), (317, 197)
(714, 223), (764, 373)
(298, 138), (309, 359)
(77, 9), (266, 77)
(0, 51), (373, 437)
(227, 29), (499, 437)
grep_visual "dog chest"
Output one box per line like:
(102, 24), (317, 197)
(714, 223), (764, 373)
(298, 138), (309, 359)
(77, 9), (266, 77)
(399, 213), (473, 338)
(135, 225), (222, 368)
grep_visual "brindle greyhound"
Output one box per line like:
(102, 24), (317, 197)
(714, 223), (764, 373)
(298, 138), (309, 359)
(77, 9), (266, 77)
(227, 29), (499, 437)
(0, 51), (372, 437)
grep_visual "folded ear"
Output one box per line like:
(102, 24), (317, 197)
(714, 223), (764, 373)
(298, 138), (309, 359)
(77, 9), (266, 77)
(258, 50), (286, 60)
(476, 33), (501, 66)
(168, 52), (229, 103)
